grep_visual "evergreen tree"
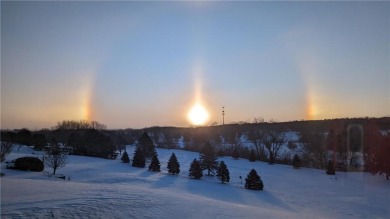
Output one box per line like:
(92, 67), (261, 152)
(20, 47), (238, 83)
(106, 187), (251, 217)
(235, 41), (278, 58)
(138, 132), (155, 161)
(132, 146), (145, 168)
(148, 152), (161, 172)
(292, 154), (301, 169)
(216, 161), (230, 184)
(188, 158), (203, 179)
(199, 142), (219, 176)
(249, 149), (256, 162)
(167, 153), (180, 175)
(245, 169), (264, 190)
(232, 147), (240, 159)
(121, 151), (130, 163)
(326, 160), (336, 175)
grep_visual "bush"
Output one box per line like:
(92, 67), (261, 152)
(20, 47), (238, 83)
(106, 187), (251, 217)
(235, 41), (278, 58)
(326, 160), (336, 175)
(245, 169), (264, 190)
(292, 154), (302, 169)
(13, 157), (44, 172)
(121, 151), (130, 163)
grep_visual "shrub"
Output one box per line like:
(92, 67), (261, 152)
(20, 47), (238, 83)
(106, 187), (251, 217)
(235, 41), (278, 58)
(13, 157), (44, 172)
(245, 169), (264, 190)
(292, 154), (302, 169)
(121, 151), (130, 163)
(326, 160), (336, 175)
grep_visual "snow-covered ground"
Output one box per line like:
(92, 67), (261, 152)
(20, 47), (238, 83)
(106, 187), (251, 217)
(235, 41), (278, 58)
(1, 146), (389, 218)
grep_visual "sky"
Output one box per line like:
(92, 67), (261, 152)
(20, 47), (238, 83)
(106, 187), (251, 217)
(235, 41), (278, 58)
(1, 1), (389, 130)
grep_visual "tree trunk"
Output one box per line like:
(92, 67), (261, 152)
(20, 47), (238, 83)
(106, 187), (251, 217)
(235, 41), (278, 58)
(386, 173), (389, 180)
(53, 167), (57, 176)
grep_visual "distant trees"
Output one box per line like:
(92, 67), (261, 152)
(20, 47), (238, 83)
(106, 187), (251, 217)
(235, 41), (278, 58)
(199, 143), (219, 176)
(188, 158), (203, 179)
(247, 129), (267, 161)
(365, 122), (390, 180)
(54, 120), (106, 130)
(68, 129), (115, 159)
(1, 132), (14, 162)
(264, 130), (286, 164)
(149, 152), (161, 172)
(1, 129), (38, 149)
(32, 134), (46, 151)
(0, 141), (13, 162)
(121, 151), (130, 163)
(167, 153), (180, 175)
(231, 147), (240, 159)
(216, 161), (230, 184)
(300, 130), (327, 169)
(245, 169), (264, 190)
(249, 149), (256, 162)
(44, 138), (68, 175)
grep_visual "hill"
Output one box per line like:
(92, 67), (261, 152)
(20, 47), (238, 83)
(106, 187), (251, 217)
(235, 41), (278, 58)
(1, 145), (389, 218)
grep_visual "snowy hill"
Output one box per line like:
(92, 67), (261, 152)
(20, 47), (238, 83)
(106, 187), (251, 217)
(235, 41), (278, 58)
(1, 146), (389, 218)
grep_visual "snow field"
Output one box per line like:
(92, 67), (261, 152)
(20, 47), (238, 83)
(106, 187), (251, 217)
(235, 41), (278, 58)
(1, 145), (389, 218)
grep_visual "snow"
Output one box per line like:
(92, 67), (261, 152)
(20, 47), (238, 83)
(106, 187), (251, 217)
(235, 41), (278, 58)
(1, 146), (389, 218)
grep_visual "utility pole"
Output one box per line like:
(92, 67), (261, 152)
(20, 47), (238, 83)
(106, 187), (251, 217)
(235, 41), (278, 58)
(222, 106), (225, 125)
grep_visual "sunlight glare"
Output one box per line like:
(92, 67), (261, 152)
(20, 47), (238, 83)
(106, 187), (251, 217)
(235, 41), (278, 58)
(188, 104), (209, 126)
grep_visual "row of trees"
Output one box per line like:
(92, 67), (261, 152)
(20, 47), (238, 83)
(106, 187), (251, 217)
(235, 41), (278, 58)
(121, 133), (264, 189)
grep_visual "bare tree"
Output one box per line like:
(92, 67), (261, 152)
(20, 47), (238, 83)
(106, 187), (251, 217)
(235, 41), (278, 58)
(1, 141), (14, 162)
(264, 130), (286, 164)
(300, 131), (327, 169)
(45, 139), (68, 175)
(247, 129), (267, 161)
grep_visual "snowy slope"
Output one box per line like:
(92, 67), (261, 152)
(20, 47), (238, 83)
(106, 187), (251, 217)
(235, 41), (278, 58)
(1, 146), (389, 218)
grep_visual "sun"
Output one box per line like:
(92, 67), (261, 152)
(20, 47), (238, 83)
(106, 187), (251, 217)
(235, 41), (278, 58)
(188, 104), (209, 126)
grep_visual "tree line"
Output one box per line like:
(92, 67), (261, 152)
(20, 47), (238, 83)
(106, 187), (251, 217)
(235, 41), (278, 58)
(1, 117), (389, 180)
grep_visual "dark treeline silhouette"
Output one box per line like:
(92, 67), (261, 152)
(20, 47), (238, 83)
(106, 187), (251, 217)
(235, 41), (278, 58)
(1, 117), (389, 179)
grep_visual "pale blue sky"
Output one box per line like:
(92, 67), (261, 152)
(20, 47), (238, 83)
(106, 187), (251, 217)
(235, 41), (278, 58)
(1, 1), (389, 129)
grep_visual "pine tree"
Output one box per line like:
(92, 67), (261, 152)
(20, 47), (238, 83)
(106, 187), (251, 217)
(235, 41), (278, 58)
(199, 142), (219, 176)
(232, 147), (240, 159)
(132, 146), (145, 168)
(121, 151), (130, 163)
(167, 153), (180, 175)
(188, 158), (203, 179)
(148, 152), (161, 172)
(292, 154), (301, 169)
(216, 161), (230, 184)
(326, 160), (336, 175)
(245, 169), (264, 190)
(138, 132), (155, 161)
(249, 149), (256, 162)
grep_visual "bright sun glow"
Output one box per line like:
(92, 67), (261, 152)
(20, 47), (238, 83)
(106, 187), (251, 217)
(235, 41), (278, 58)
(188, 104), (209, 126)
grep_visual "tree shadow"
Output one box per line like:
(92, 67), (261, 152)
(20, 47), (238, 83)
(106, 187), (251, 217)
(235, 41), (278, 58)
(150, 173), (180, 189)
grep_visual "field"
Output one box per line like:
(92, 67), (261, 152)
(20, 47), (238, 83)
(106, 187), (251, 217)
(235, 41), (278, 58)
(1, 146), (389, 218)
